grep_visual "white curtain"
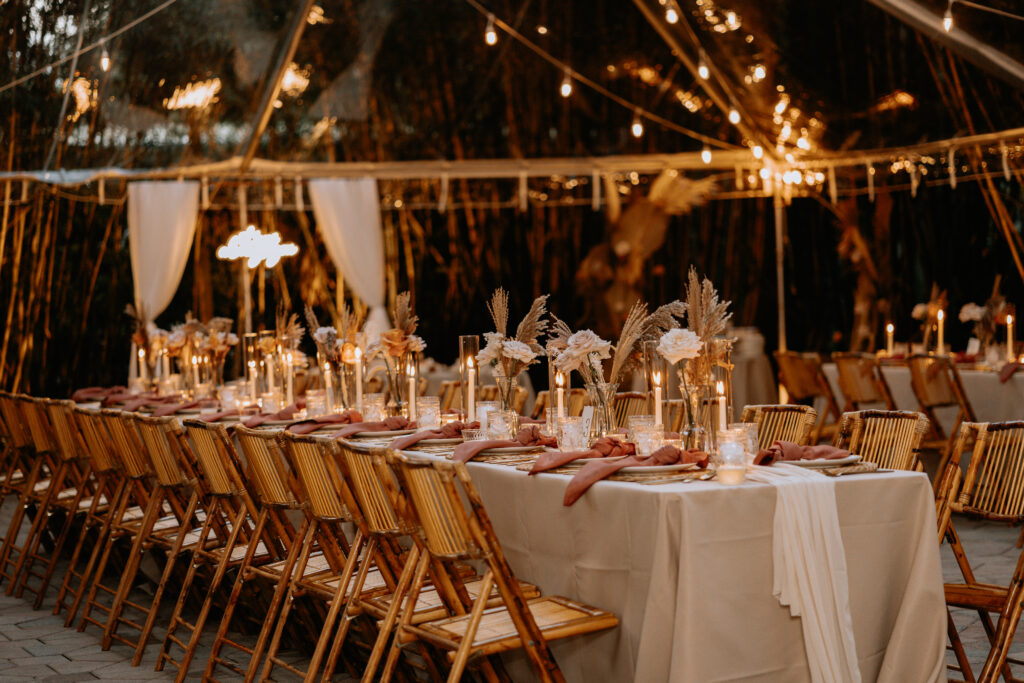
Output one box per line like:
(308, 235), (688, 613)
(307, 178), (389, 341)
(127, 180), (200, 381)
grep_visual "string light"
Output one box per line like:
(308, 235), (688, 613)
(485, 13), (498, 45)
(752, 64), (766, 82)
(943, 0), (954, 31)
(727, 108), (740, 125)
(631, 110), (644, 138)
(752, 144), (764, 159)
(701, 145), (712, 164)
(559, 68), (573, 98)
(99, 47), (111, 72)
(666, 6), (679, 23)
(697, 50), (710, 80)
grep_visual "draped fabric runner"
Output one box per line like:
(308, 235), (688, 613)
(746, 464), (862, 683)
(307, 178), (389, 342)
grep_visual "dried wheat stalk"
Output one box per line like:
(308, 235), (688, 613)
(515, 294), (549, 351)
(487, 288), (510, 337)
(392, 291), (419, 335)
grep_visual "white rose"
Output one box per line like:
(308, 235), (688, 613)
(502, 339), (536, 363)
(476, 332), (503, 366)
(313, 326), (337, 344)
(959, 303), (985, 323)
(657, 328), (703, 364)
(911, 304), (928, 320)
(565, 329), (612, 359)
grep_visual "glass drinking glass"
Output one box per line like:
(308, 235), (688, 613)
(718, 427), (748, 484)
(487, 409), (518, 439)
(305, 389), (327, 418)
(556, 416), (587, 452)
(416, 397), (441, 430)
(728, 422), (760, 464)
(361, 392), (386, 421)
(461, 429), (486, 441)
(634, 425), (665, 458)
(260, 391), (281, 414)
(627, 414), (656, 442)
(219, 385), (237, 412)
(475, 400), (500, 431)
(544, 407), (556, 436)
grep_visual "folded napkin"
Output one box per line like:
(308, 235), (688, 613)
(390, 421), (480, 450)
(72, 385), (127, 403)
(113, 393), (180, 411)
(332, 416), (416, 439)
(451, 425), (557, 463)
(152, 401), (201, 417)
(530, 436), (636, 474)
(287, 410), (364, 435)
(242, 402), (306, 428)
(198, 409), (240, 423)
(517, 416), (545, 425)
(1000, 363), (1021, 383)
(563, 445), (708, 506)
(754, 441), (850, 467)
(744, 465), (861, 683)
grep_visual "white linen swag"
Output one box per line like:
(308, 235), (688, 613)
(127, 180), (200, 380)
(308, 178), (390, 342)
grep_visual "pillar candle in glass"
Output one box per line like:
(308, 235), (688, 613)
(555, 371), (566, 419)
(937, 309), (945, 355)
(459, 335), (479, 419)
(652, 371), (663, 426)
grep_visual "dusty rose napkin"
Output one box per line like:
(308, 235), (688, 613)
(563, 445), (708, 506)
(72, 386), (127, 403)
(287, 410), (364, 435)
(106, 391), (171, 409)
(152, 401), (202, 417)
(1000, 363), (1021, 383)
(451, 424), (557, 463)
(331, 416), (417, 439)
(530, 436), (636, 474)
(198, 409), (240, 423)
(754, 440), (851, 467)
(390, 421), (480, 450)
(242, 402), (306, 428)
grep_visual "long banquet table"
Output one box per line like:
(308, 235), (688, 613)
(379, 446), (947, 682)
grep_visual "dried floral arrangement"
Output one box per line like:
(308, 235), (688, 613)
(958, 278), (1013, 351)
(305, 305), (340, 365)
(476, 288), (550, 378)
(276, 302), (305, 353)
(676, 266), (732, 386)
(367, 291), (427, 360)
(911, 284), (948, 347)
(127, 306), (238, 365)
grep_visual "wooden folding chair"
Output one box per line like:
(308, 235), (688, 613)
(906, 354), (978, 479)
(939, 422), (1024, 683)
(567, 388), (587, 417)
(0, 391), (32, 503)
(773, 351), (842, 442)
(740, 404), (818, 449)
(157, 419), (276, 681)
(531, 390), (549, 420)
(612, 392), (647, 431)
(831, 352), (897, 411)
(384, 450), (619, 683)
(478, 384), (528, 415)
(438, 380), (462, 413)
(832, 410), (930, 471)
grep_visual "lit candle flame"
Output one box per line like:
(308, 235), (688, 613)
(886, 322), (894, 334)
(937, 309), (945, 321)
(652, 371), (661, 387)
(716, 380), (725, 395)
(556, 371), (564, 388)
(1009, 314), (1014, 325)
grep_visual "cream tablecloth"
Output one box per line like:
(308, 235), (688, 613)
(456, 462), (945, 682)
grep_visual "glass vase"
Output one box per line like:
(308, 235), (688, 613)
(678, 359), (710, 451)
(585, 381), (618, 439)
(495, 373), (520, 434)
(384, 351), (418, 418)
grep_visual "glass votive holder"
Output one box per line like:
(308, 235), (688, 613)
(416, 397), (441, 430)
(556, 416), (587, 452)
(728, 422), (760, 464)
(627, 414), (656, 442)
(475, 401), (500, 432)
(195, 381), (214, 401)
(361, 392), (386, 421)
(462, 429), (486, 441)
(305, 389), (327, 417)
(544, 407), (556, 436)
(219, 385), (237, 412)
(260, 391), (281, 414)
(634, 425), (665, 458)
(487, 409), (518, 439)
(717, 427), (748, 485)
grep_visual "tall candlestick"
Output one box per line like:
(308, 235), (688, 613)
(886, 322), (894, 356)
(653, 371), (662, 426)
(161, 350), (170, 379)
(354, 347), (363, 411)
(266, 355), (275, 392)
(192, 355), (200, 388)
(138, 348), (148, 383)
(407, 365), (417, 421)
(248, 360), (257, 400)
(286, 352), (294, 405)
(1008, 314), (1015, 362)
(716, 380), (727, 431)
(937, 309), (945, 355)
(555, 371), (566, 419)
(324, 363), (334, 413)
(467, 357), (476, 422)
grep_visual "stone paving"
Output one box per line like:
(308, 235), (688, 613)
(0, 505), (1021, 679)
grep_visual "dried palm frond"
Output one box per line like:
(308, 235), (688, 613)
(392, 291), (418, 335)
(638, 300), (685, 345)
(487, 288), (510, 337)
(515, 294), (549, 350)
(304, 305), (321, 336)
(684, 266), (731, 340)
(546, 314), (574, 354)
(609, 301), (649, 384)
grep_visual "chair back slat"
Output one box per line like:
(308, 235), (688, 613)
(613, 392), (647, 431)
(906, 355), (958, 407)
(0, 393), (32, 448)
(100, 410), (152, 478)
(740, 404), (817, 448)
(337, 441), (403, 535)
(279, 433), (349, 521)
(73, 409), (118, 473)
(134, 415), (192, 487)
(952, 422), (1024, 520)
(181, 420), (241, 496)
(21, 397), (57, 453)
(234, 426), (299, 507)
(834, 410), (929, 471)
(44, 400), (84, 462)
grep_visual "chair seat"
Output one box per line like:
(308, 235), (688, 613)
(945, 582), (1009, 612)
(411, 595), (618, 657)
(367, 577), (540, 624)
(207, 540), (272, 564)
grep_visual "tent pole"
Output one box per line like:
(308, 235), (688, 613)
(774, 192), (789, 402)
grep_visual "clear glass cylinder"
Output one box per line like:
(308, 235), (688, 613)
(642, 340), (670, 431)
(586, 381), (618, 439)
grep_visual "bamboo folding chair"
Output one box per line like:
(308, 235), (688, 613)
(384, 450), (619, 683)
(831, 352), (897, 411)
(773, 351), (842, 442)
(906, 353), (978, 477)
(939, 422), (1024, 683)
(11, 399), (99, 608)
(157, 419), (276, 681)
(202, 425), (321, 682)
(478, 384), (529, 415)
(740, 404), (818, 449)
(531, 390), (549, 420)
(52, 407), (133, 625)
(612, 392), (647, 431)
(77, 411), (200, 658)
(567, 387), (587, 417)
(831, 410), (930, 471)
(439, 380), (462, 413)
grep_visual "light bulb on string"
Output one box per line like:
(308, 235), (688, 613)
(943, 1), (954, 31)
(727, 108), (740, 125)
(697, 50), (710, 80)
(701, 146), (712, 164)
(752, 145), (763, 160)
(666, 6), (679, 23)
(100, 47), (111, 72)
(631, 110), (644, 138)
(559, 68), (573, 98)
(485, 13), (498, 45)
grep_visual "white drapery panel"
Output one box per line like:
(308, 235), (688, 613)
(128, 180), (200, 322)
(308, 178), (389, 341)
